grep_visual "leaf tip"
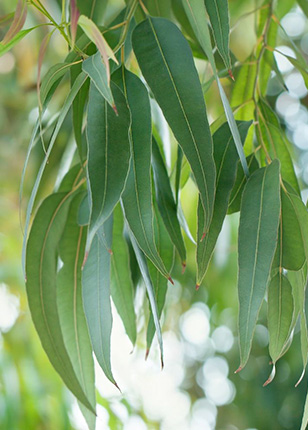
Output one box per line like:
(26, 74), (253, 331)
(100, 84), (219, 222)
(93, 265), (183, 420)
(263, 364), (276, 387)
(181, 262), (186, 274)
(234, 366), (242, 374)
(114, 381), (122, 393)
(228, 69), (235, 81)
(112, 104), (118, 116)
(161, 356), (164, 370)
(145, 348), (149, 360)
(82, 250), (89, 269)
(295, 369), (305, 387)
(195, 284), (200, 291)
(168, 276), (174, 285)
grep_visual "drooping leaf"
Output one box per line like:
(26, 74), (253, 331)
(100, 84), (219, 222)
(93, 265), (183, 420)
(25, 192), (94, 412)
(128, 231), (164, 367)
(82, 51), (115, 109)
(71, 62), (90, 162)
(204, 0), (231, 70)
(267, 273), (294, 364)
(181, 0), (249, 177)
(228, 154), (259, 214)
(2, 0), (27, 44)
(146, 202), (174, 353)
(132, 17), (216, 230)
(112, 67), (170, 280)
(40, 62), (76, 107)
(175, 145), (183, 206)
(300, 387), (308, 430)
(258, 99), (300, 194)
(78, 15), (118, 85)
(57, 193), (96, 429)
(110, 204), (137, 346)
(231, 59), (257, 123)
(86, 81), (131, 250)
(0, 26), (44, 57)
(152, 137), (186, 266)
(22, 72), (88, 274)
(237, 160), (280, 371)
(70, 0), (80, 49)
(82, 216), (117, 386)
(197, 121), (252, 286)
(280, 186), (305, 271)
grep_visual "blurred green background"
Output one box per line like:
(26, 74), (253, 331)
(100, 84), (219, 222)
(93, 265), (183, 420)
(1, 0), (308, 429)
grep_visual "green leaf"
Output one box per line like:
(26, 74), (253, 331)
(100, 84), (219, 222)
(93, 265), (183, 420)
(82, 51), (115, 109)
(77, 0), (108, 23)
(132, 17), (216, 230)
(22, 72), (88, 275)
(112, 67), (170, 280)
(300, 388), (308, 430)
(25, 192), (94, 413)
(128, 231), (164, 367)
(231, 59), (257, 122)
(71, 63), (90, 162)
(237, 160), (280, 371)
(280, 186), (305, 271)
(152, 137), (186, 266)
(0, 27), (34, 57)
(181, 0), (249, 177)
(258, 99), (300, 195)
(204, 0), (231, 69)
(147, 202), (174, 353)
(228, 154), (259, 214)
(57, 164), (85, 193)
(144, 0), (173, 17)
(197, 121), (252, 286)
(110, 205), (137, 346)
(82, 216), (117, 386)
(57, 194), (96, 429)
(267, 273), (294, 364)
(86, 81), (131, 250)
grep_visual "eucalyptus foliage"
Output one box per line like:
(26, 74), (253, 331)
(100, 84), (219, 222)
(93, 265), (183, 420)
(2, 0), (308, 428)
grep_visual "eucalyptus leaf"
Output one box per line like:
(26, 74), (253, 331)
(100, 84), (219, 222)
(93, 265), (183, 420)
(110, 204), (137, 346)
(237, 160), (280, 371)
(86, 81), (131, 250)
(82, 216), (117, 386)
(204, 0), (231, 69)
(82, 51), (115, 109)
(112, 67), (170, 279)
(57, 193), (96, 429)
(25, 192), (94, 412)
(197, 121), (252, 286)
(132, 17), (216, 230)
(152, 137), (186, 265)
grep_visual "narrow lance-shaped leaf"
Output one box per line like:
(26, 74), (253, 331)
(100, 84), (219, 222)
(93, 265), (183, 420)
(86, 81), (131, 251)
(78, 15), (118, 86)
(25, 192), (94, 413)
(237, 160), (280, 371)
(152, 137), (186, 266)
(82, 216), (117, 386)
(112, 67), (170, 280)
(82, 52), (115, 110)
(182, 0), (249, 176)
(0, 25), (46, 58)
(110, 204), (137, 346)
(132, 17), (216, 230)
(197, 121), (252, 286)
(22, 71), (88, 275)
(127, 229), (164, 367)
(147, 202), (174, 355)
(57, 193), (96, 429)
(70, 0), (80, 49)
(204, 0), (231, 70)
(280, 185), (305, 271)
(266, 273), (294, 385)
(2, 0), (27, 44)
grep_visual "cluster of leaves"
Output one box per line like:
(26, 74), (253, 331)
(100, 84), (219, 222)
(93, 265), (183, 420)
(2, 0), (308, 428)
